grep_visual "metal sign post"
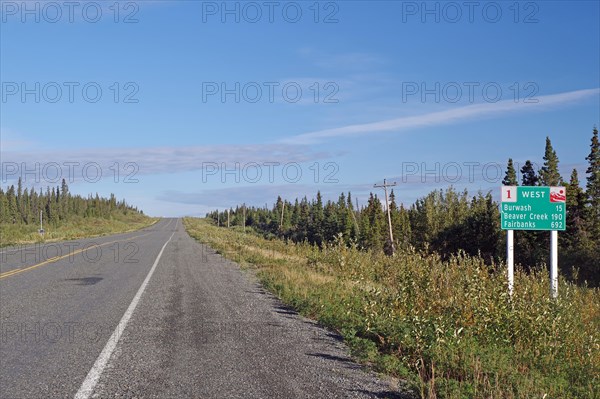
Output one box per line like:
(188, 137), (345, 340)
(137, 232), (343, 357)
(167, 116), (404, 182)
(507, 229), (514, 296)
(550, 230), (558, 298)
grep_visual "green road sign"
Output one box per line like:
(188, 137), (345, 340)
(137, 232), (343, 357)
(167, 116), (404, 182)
(500, 186), (566, 231)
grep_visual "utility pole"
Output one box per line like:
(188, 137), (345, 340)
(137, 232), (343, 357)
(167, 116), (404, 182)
(227, 209), (230, 228)
(243, 203), (246, 233)
(374, 179), (397, 255)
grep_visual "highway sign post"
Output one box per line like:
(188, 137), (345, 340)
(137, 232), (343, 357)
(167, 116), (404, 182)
(500, 186), (566, 298)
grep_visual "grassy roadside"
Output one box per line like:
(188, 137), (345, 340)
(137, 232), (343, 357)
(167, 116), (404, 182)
(0, 213), (159, 247)
(184, 217), (599, 399)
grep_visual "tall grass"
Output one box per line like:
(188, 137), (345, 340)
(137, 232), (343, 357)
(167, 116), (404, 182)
(184, 217), (599, 399)
(0, 213), (158, 247)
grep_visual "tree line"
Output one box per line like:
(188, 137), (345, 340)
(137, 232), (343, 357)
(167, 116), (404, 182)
(208, 127), (599, 286)
(0, 178), (143, 226)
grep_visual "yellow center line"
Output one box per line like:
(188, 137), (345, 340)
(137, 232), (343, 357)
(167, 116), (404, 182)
(0, 232), (153, 280)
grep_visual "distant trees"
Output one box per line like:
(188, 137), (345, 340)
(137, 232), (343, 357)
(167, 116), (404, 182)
(502, 158), (518, 186)
(208, 128), (600, 286)
(585, 127), (600, 240)
(568, 126), (600, 284)
(209, 186), (502, 264)
(419, 189), (500, 262)
(0, 179), (142, 226)
(545, 127), (600, 285)
(564, 169), (587, 248)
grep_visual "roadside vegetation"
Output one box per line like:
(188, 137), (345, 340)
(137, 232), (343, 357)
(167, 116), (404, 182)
(185, 217), (599, 399)
(186, 129), (600, 398)
(0, 180), (156, 246)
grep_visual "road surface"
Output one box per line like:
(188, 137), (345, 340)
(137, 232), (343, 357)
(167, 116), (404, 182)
(1, 218), (408, 398)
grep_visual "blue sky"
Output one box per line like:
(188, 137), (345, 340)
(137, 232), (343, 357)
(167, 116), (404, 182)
(1, 0), (599, 216)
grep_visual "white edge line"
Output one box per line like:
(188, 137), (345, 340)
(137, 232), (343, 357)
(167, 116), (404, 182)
(74, 230), (176, 399)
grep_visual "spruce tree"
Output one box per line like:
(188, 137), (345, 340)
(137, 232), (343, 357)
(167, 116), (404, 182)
(502, 158), (518, 186)
(323, 201), (339, 242)
(21, 188), (30, 223)
(539, 137), (563, 186)
(585, 126), (600, 239)
(310, 191), (325, 245)
(337, 193), (354, 243)
(564, 169), (588, 248)
(297, 197), (310, 242)
(0, 189), (8, 223)
(275, 196), (284, 231)
(61, 178), (69, 220)
(17, 177), (23, 220)
(346, 192), (359, 241)
(360, 193), (385, 251)
(521, 161), (539, 186)
(7, 185), (18, 223)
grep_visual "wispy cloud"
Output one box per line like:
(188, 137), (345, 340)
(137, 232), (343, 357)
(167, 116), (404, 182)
(0, 128), (38, 151)
(283, 88), (600, 144)
(0, 144), (332, 182)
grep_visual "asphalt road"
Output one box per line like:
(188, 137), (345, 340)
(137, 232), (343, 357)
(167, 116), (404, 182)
(1, 218), (409, 399)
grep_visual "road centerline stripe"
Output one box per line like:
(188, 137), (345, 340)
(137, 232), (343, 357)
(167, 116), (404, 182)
(74, 230), (176, 399)
(0, 232), (153, 280)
